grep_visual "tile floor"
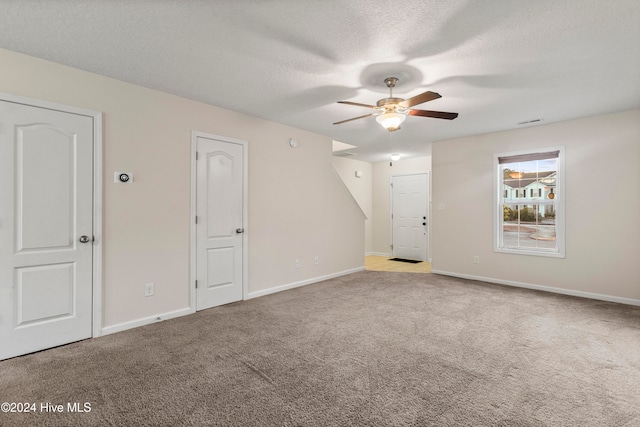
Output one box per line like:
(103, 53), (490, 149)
(364, 255), (431, 274)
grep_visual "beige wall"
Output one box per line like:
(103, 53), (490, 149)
(331, 156), (372, 254)
(431, 109), (640, 302)
(371, 156), (431, 256)
(0, 48), (365, 329)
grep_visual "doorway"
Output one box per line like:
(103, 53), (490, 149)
(190, 132), (248, 311)
(0, 93), (102, 360)
(390, 173), (429, 261)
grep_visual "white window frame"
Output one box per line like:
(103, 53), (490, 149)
(493, 146), (565, 258)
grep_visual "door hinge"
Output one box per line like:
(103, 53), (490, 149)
(195, 216), (198, 224)
(196, 152), (199, 160)
(391, 244), (394, 250)
(195, 280), (198, 289)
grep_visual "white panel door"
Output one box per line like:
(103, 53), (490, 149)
(0, 100), (93, 360)
(392, 174), (428, 261)
(196, 136), (244, 310)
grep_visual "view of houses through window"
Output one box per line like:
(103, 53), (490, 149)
(496, 149), (561, 255)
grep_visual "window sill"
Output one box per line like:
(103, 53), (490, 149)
(494, 247), (565, 259)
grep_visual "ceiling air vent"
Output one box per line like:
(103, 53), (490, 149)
(517, 118), (543, 125)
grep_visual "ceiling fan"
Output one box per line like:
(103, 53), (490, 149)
(333, 77), (458, 132)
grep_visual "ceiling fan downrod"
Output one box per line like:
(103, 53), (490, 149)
(384, 77), (398, 97)
(377, 77), (404, 110)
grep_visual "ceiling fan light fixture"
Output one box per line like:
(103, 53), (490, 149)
(376, 112), (406, 131)
(391, 153), (401, 161)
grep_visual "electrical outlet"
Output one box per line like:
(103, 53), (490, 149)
(314, 255), (319, 265)
(473, 256), (480, 264)
(144, 283), (155, 297)
(295, 260), (301, 269)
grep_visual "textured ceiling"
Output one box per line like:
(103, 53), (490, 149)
(1, 0), (639, 162)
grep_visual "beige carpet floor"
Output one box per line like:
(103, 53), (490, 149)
(1, 271), (639, 426)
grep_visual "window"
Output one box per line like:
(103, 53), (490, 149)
(494, 147), (565, 257)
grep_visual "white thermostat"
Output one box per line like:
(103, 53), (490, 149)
(114, 172), (133, 184)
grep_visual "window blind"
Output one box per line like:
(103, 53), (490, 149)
(498, 150), (560, 164)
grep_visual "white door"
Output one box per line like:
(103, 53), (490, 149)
(391, 174), (428, 261)
(195, 135), (245, 310)
(0, 100), (94, 360)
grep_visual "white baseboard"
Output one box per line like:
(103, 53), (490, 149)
(100, 307), (194, 336)
(247, 266), (365, 300)
(99, 267), (367, 337)
(431, 270), (640, 307)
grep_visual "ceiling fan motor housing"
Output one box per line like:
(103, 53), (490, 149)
(377, 98), (404, 108)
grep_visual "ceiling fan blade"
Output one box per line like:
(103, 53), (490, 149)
(333, 113), (374, 125)
(398, 91), (441, 108)
(408, 109), (459, 120)
(338, 101), (377, 109)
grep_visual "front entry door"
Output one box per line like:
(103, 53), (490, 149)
(391, 174), (428, 261)
(0, 100), (94, 360)
(195, 134), (246, 310)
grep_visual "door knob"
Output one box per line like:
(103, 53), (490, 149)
(79, 235), (90, 243)
(235, 228), (244, 234)
(422, 222), (426, 226)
